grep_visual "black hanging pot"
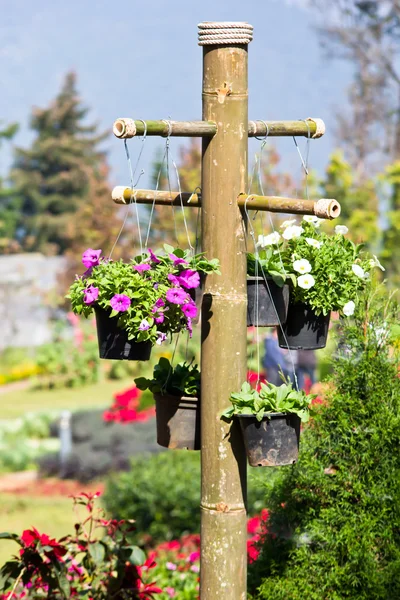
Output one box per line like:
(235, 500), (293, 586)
(278, 301), (330, 350)
(154, 393), (200, 450)
(247, 276), (290, 327)
(237, 412), (301, 467)
(94, 306), (152, 361)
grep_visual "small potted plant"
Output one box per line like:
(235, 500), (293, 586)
(67, 245), (220, 361)
(247, 232), (293, 327)
(263, 217), (384, 349)
(222, 380), (313, 467)
(135, 357), (200, 450)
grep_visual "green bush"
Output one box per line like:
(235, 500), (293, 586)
(248, 288), (400, 599)
(103, 450), (269, 545)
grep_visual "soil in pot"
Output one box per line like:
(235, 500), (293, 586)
(247, 277), (289, 327)
(278, 301), (330, 350)
(154, 392), (200, 450)
(94, 306), (152, 361)
(238, 412), (301, 467)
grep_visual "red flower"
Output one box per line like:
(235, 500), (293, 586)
(20, 528), (67, 560)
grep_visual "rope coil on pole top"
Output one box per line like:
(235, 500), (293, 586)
(198, 21), (254, 45)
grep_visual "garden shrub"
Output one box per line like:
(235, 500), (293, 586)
(248, 289), (400, 599)
(103, 450), (269, 545)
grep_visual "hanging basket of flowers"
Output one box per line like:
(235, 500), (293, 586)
(67, 245), (220, 360)
(135, 357), (201, 450)
(222, 380), (313, 467)
(256, 217), (384, 349)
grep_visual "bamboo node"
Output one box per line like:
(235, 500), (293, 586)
(112, 186), (129, 204)
(314, 198), (341, 219)
(306, 117), (325, 138)
(113, 118), (136, 139)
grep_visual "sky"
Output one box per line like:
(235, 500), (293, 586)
(0, 0), (352, 188)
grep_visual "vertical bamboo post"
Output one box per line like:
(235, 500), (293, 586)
(199, 22), (251, 599)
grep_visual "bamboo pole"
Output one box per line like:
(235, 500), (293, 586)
(112, 118), (325, 139)
(199, 33), (249, 600)
(111, 187), (340, 219)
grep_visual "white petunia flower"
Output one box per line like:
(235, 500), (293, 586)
(282, 225), (304, 240)
(297, 274), (315, 289)
(305, 237), (322, 249)
(352, 264), (365, 279)
(369, 254), (385, 271)
(303, 215), (322, 227)
(256, 231), (281, 247)
(335, 225), (349, 235)
(281, 219), (297, 228)
(293, 259), (312, 274)
(342, 300), (355, 316)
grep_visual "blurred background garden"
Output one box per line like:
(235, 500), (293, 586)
(1, 1), (400, 598)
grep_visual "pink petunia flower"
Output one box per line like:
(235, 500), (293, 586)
(166, 287), (189, 305)
(177, 269), (200, 289)
(134, 263), (151, 273)
(138, 319), (150, 331)
(148, 249), (161, 264)
(83, 285), (99, 305)
(82, 248), (102, 269)
(187, 317), (193, 338)
(181, 301), (197, 319)
(154, 313), (165, 324)
(110, 294), (131, 312)
(156, 332), (167, 345)
(154, 298), (165, 308)
(169, 253), (188, 266)
(168, 273), (180, 286)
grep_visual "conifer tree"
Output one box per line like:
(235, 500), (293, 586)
(0, 121), (20, 253)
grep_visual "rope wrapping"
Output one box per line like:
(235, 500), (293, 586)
(198, 21), (253, 45)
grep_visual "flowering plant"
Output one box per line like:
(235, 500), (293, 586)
(253, 217), (384, 316)
(247, 231), (294, 287)
(135, 357), (200, 397)
(67, 245), (220, 346)
(0, 492), (162, 599)
(222, 380), (314, 423)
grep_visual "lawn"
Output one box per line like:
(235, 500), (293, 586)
(0, 378), (134, 420)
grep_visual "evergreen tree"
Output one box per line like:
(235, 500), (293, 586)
(11, 72), (108, 254)
(249, 286), (400, 599)
(0, 121), (20, 253)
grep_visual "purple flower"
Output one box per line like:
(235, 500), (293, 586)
(168, 274), (180, 286)
(83, 285), (99, 305)
(154, 313), (165, 324)
(134, 263), (151, 273)
(186, 318), (193, 338)
(156, 332), (167, 345)
(169, 253), (188, 266)
(154, 298), (165, 308)
(110, 294), (131, 312)
(82, 248), (102, 269)
(181, 301), (197, 319)
(166, 288), (189, 305)
(138, 319), (150, 331)
(148, 249), (161, 264)
(154, 283), (159, 290)
(177, 270), (200, 290)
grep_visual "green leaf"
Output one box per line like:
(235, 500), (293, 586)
(129, 545), (146, 565)
(88, 541), (105, 564)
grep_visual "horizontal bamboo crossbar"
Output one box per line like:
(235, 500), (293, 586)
(112, 118), (325, 139)
(111, 187), (340, 219)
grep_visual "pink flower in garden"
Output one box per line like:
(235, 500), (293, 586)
(168, 273), (180, 286)
(189, 551), (200, 563)
(186, 318), (193, 338)
(148, 249), (161, 264)
(169, 253), (188, 266)
(83, 285), (99, 305)
(138, 319), (150, 331)
(177, 269), (200, 289)
(134, 263), (151, 273)
(166, 287), (189, 305)
(154, 298), (165, 308)
(154, 313), (165, 324)
(190, 565), (200, 573)
(166, 562), (177, 571)
(165, 588), (176, 598)
(82, 248), (102, 269)
(156, 332), (167, 345)
(110, 294), (131, 312)
(181, 301), (197, 319)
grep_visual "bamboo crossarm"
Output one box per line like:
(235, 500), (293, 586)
(111, 187), (340, 219)
(112, 118), (325, 139)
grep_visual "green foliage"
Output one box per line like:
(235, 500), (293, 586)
(135, 357), (200, 397)
(222, 381), (313, 423)
(248, 288), (400, 599)
(103, 451), (267, 545)
(247, 245), (291, 287)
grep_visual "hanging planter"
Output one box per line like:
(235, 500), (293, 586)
(154, 392), (200, 450)
(67, 245), (220, 360)
(237, 412), (300, 467)
(222, 381), (313, 468)
(94, 306), (152, 360)
(135, 357), (201, 450)
(247, 276), (289, 327)
(278, 301), (330, 350)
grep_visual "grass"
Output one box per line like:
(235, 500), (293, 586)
(0, 494), (77, 566)
(0, 378), (135, 420)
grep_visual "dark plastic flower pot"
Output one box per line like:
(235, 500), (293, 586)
(278, 301), (330, 350)
(154, 392), (200, 450)
(247, 277), (290, 327)
(237, 412), (301, 467)
(94, 306), (152, 361)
